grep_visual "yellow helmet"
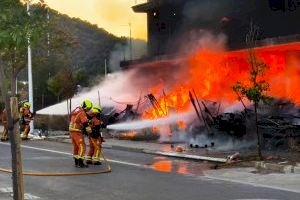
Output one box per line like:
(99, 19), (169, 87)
(23, 102), (31, 108)
(91, 105), (102, 114)
(80, 100), (93, 110)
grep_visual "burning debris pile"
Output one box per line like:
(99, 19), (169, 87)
(105, 40), (300, 151)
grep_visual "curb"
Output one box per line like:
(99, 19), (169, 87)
(254, 161), (300, 174)
(45, 137), (227, 163)
(46, 137), (70, 144)
(143, 150), (227, 163)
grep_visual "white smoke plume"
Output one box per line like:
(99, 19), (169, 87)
(109, 39), (147, 72)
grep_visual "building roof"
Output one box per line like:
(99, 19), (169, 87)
(132, 2), (155, 13)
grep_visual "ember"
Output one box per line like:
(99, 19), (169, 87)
(119, 131), (137, 138)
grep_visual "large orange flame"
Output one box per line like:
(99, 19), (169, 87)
(143, 42), (300, 120)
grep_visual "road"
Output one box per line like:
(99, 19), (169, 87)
(0, 140), (299, 200)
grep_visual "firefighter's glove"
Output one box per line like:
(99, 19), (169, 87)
(85, 126), (92, 135)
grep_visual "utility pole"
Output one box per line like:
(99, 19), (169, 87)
(129, 23), (133, 60)
(16, 77), (18, 95)
(104, 58), (107, 76)
(27, 0), (34, 133)
(46, 6), (50, 56)
(121, 23), (133, 60)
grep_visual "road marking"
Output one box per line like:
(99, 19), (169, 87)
(0, 187), (40, 199)
(0, 142), (149, 169)
(0, 187), (12, 193)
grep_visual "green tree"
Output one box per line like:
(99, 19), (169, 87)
(47, 68), (77, 102)
(0, 0), (48, 96)
(232, 23), (271, 160)
(0, 1), (47, 199)
(74, 68), (89, 86)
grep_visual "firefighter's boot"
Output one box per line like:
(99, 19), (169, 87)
(78, 159), (88, 168)
(93, 161), (102, 165)
(74, 158), (79, 167)
(86, 160), (93, 165)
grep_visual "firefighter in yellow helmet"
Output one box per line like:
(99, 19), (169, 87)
(86, 105), (104, 165)
(69, 99), (93, 168)
(1, 108), (8, 141)
(19, 101), (33, 140)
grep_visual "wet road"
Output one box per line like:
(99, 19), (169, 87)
(0, 140), (299, 200)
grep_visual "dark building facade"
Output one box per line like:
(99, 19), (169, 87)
(133, 0), (300, 57)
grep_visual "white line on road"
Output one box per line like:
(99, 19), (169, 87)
(0, 187), (40, 199)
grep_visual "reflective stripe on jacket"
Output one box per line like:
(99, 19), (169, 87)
(69, 107), (88, 132)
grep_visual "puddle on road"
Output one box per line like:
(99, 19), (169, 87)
(149, 156), (214, 176)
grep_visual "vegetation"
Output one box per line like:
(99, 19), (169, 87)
(0, 0), (48, 96)
(0, 3), (127, 110)
(31, 8), (126, 110)
(232, 23), (271, 160)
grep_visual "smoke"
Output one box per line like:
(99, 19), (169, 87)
(188, 130), (256, 151)
(183, 1), (226, 22)
(37, 69), (142, 115)
(176, 30), (227, 56)
(109, 39), (147, 72)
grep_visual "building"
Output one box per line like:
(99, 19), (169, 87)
(133, 0), (300, 57)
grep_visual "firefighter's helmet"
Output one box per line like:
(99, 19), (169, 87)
(80, 100), (93, 110)
(23, 102), (31, 108)
(91, 105), (102, 114)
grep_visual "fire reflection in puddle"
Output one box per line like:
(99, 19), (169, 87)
(150, 157), (213, 176)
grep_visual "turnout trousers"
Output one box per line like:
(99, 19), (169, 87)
(86, 137), (102, 162)
(70, 131), (86, 159)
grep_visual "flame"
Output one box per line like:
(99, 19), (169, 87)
(142, 42), (300, 120)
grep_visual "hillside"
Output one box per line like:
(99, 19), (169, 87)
(22, 8), (127, 110)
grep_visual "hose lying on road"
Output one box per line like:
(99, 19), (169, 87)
(0, 150), (112, 176)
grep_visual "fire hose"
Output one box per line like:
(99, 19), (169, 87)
(0, 150), (112, 176)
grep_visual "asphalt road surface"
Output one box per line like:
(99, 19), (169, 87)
(0, 140), (299, 200)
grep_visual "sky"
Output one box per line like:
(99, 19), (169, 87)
(31, 0), (148, 40)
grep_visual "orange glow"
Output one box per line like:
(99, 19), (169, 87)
(142, 42), (300, 120)
(119, 131), (137, 138)
(151, 161), (172, 172)
(177, 164), (188, 175)
(177, 120), (186, 129)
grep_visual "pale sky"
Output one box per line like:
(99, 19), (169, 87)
(32, 0), (148, 40)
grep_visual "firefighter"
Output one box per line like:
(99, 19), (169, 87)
(19, 102), (33, 140)
(86, 105), (104, 165)
(69, 99), (93, 168)
(1, 108), (8, 141)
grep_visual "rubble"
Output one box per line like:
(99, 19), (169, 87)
(189, 98), (300, 151)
